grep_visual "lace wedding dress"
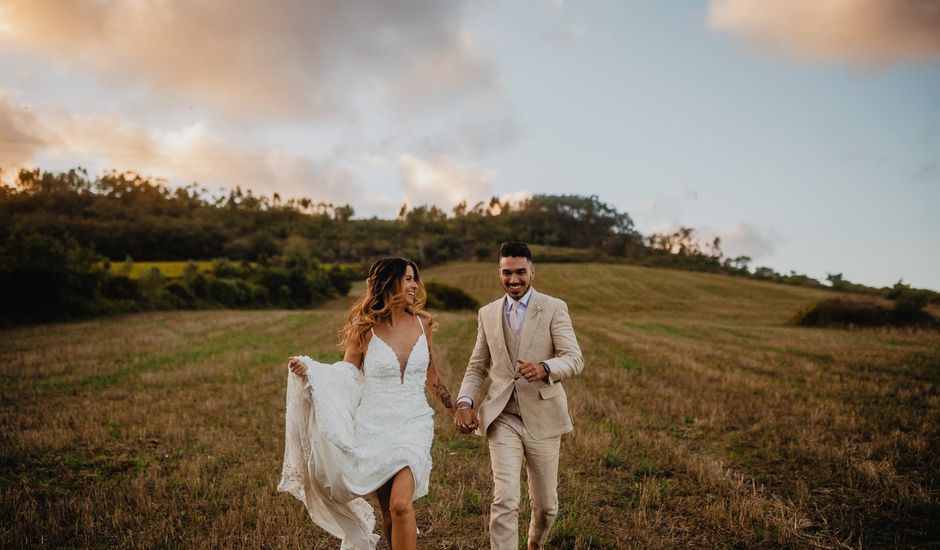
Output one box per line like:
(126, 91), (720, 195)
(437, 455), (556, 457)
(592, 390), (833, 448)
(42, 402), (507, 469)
(278, 318), (434, 550)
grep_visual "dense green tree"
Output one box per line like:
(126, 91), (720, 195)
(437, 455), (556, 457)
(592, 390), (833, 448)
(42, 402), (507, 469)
(0, 230), (106, 324)
(2, 166), (934, 327)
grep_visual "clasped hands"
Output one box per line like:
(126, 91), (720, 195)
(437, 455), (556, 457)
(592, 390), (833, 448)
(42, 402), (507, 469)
(454, 358), (548, 434)
(454, 406), (479, 434)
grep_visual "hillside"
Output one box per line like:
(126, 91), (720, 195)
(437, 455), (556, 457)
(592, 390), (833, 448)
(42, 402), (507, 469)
(1, 262), (937, 548)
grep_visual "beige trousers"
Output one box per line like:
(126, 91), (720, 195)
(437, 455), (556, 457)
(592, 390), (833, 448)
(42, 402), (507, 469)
(487, 413), (561, 550)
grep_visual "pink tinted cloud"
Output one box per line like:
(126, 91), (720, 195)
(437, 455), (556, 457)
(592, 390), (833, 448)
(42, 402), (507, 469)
(0, 93), (359, 202)
(0, 0), (496, 119)
(708, 0), (940, 65)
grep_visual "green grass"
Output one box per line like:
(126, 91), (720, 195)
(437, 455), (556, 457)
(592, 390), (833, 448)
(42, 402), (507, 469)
(1, 262), (937, 548)
(107, 260), (216, 279)
(105, 260), (356, 279)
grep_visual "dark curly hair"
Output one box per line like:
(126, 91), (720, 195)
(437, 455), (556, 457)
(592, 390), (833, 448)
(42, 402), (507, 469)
(499, 241), (532, 261)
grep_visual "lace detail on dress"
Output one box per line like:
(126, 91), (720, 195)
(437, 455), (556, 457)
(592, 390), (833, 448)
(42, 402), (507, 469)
(278, 318), (434, 548)
(355, 324), (433, 499)
(278, 359), (379, 550)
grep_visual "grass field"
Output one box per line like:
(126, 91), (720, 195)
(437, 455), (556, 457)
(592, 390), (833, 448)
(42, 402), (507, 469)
(1, 262), (937, 548)
(105, 261), (357, 279)
(106, 261), (216, 279)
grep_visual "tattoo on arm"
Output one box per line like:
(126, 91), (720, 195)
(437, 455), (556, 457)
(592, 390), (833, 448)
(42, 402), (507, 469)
(433, 381), (454, 411)
(427, 346), (453, 411)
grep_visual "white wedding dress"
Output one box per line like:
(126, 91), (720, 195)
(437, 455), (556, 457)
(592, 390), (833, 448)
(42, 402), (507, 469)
(278, 318), (434, 550)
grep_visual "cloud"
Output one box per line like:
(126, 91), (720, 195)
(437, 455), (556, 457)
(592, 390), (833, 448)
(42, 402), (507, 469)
(387, 32), (498, 112)
(707, 0), (940, 65)
(0, 93), (50, 167)
(631, 200), (660, 218)
(645, 221), (776, 260)
(0, 93), (360, 203)
(399, 153), (495, 209)
(403, 112), (520, 160)
(714, 223), (776, 259)
(0, 0), (497, 119)
(455, 113), (521, 158)
(499, 190), (533, 207)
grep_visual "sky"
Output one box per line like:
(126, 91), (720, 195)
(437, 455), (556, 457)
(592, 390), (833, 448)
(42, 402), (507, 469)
(1, 0), (938, 290)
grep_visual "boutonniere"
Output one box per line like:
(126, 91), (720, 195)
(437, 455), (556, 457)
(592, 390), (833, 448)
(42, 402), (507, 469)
(533, 303), (543, 315)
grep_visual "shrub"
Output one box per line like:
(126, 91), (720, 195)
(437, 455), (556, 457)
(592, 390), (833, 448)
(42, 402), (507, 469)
(327, 264), (360, 296)
(211, 258), (251, 279)
(424, 281), (480, 311)
(208, 277), (246, 307)
(290, 267), (336, 307)
(473, 245), (493, 262)
(894, 290), (930, 314)
(0, 231), (106, 325)
(256, 268), (292, 306)
(183, 265), (210, 300)
(247, 282), (269, 305)
(138, 267), (166, 308)
(794, 298), (936, 329)
(164, 281), (197, 309)
(102, 274), (141, 301)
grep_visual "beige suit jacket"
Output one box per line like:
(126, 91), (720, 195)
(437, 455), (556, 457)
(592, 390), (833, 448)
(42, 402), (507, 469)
(459, 288), (584, 440)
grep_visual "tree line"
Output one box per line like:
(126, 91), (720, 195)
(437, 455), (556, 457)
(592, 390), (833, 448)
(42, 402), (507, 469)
(1, 167), (935, 325)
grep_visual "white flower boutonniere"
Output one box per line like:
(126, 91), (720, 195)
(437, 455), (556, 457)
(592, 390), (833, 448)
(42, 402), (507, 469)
(534, 303), (543, 315)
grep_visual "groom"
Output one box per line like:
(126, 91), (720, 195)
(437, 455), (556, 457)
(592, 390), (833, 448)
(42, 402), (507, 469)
(455, 241), (584, 550)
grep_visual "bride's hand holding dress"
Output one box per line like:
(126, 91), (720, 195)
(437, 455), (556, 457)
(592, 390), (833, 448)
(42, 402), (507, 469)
(288, 356), (306, 377)
(278, 258), (456, 550)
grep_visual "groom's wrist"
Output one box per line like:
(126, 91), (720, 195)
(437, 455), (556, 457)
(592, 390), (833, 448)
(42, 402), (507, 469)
(540, 362), (554, 384)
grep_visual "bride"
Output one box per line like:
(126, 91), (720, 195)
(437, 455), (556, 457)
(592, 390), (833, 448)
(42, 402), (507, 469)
(278, 257), (468, 550)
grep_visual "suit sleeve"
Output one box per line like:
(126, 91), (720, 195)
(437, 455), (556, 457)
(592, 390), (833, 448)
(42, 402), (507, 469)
(458, 308), (492, 404)
(543, 301), (583, 383)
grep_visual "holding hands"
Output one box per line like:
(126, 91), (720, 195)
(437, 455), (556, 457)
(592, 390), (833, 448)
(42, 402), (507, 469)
(455, 406), (479, 434)
(454, 358), (549, 435)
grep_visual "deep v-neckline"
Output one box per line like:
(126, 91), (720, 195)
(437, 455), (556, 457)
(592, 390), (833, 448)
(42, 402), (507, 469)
(371, 330), (424, 383)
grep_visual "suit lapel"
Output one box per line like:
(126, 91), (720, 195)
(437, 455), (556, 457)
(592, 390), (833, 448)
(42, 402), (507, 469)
(516, 289), (543, 361)
(489, 298), (514, 374)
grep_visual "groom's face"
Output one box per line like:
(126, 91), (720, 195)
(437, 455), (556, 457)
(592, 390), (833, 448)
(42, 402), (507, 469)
(499, 256), (534, 300)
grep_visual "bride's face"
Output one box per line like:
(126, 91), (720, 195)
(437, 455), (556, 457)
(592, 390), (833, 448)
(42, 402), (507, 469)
(401, 265), (418, 305)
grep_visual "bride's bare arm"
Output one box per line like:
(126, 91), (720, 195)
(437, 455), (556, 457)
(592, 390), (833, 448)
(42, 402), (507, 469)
(288, 333), (365, 377)
(424, 330), (455, 415)
(427, 362), (454, 414)
(343, 334), (365, 369)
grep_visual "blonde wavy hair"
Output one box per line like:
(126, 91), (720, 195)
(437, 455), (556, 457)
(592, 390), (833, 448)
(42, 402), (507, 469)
(339, 257), (435, 357)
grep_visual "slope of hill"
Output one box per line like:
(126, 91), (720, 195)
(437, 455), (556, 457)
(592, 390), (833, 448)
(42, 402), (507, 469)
(1, 262), (937, 548)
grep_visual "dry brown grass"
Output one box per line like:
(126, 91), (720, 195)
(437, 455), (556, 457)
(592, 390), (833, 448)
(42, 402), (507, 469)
(1, 262), (937, 548)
